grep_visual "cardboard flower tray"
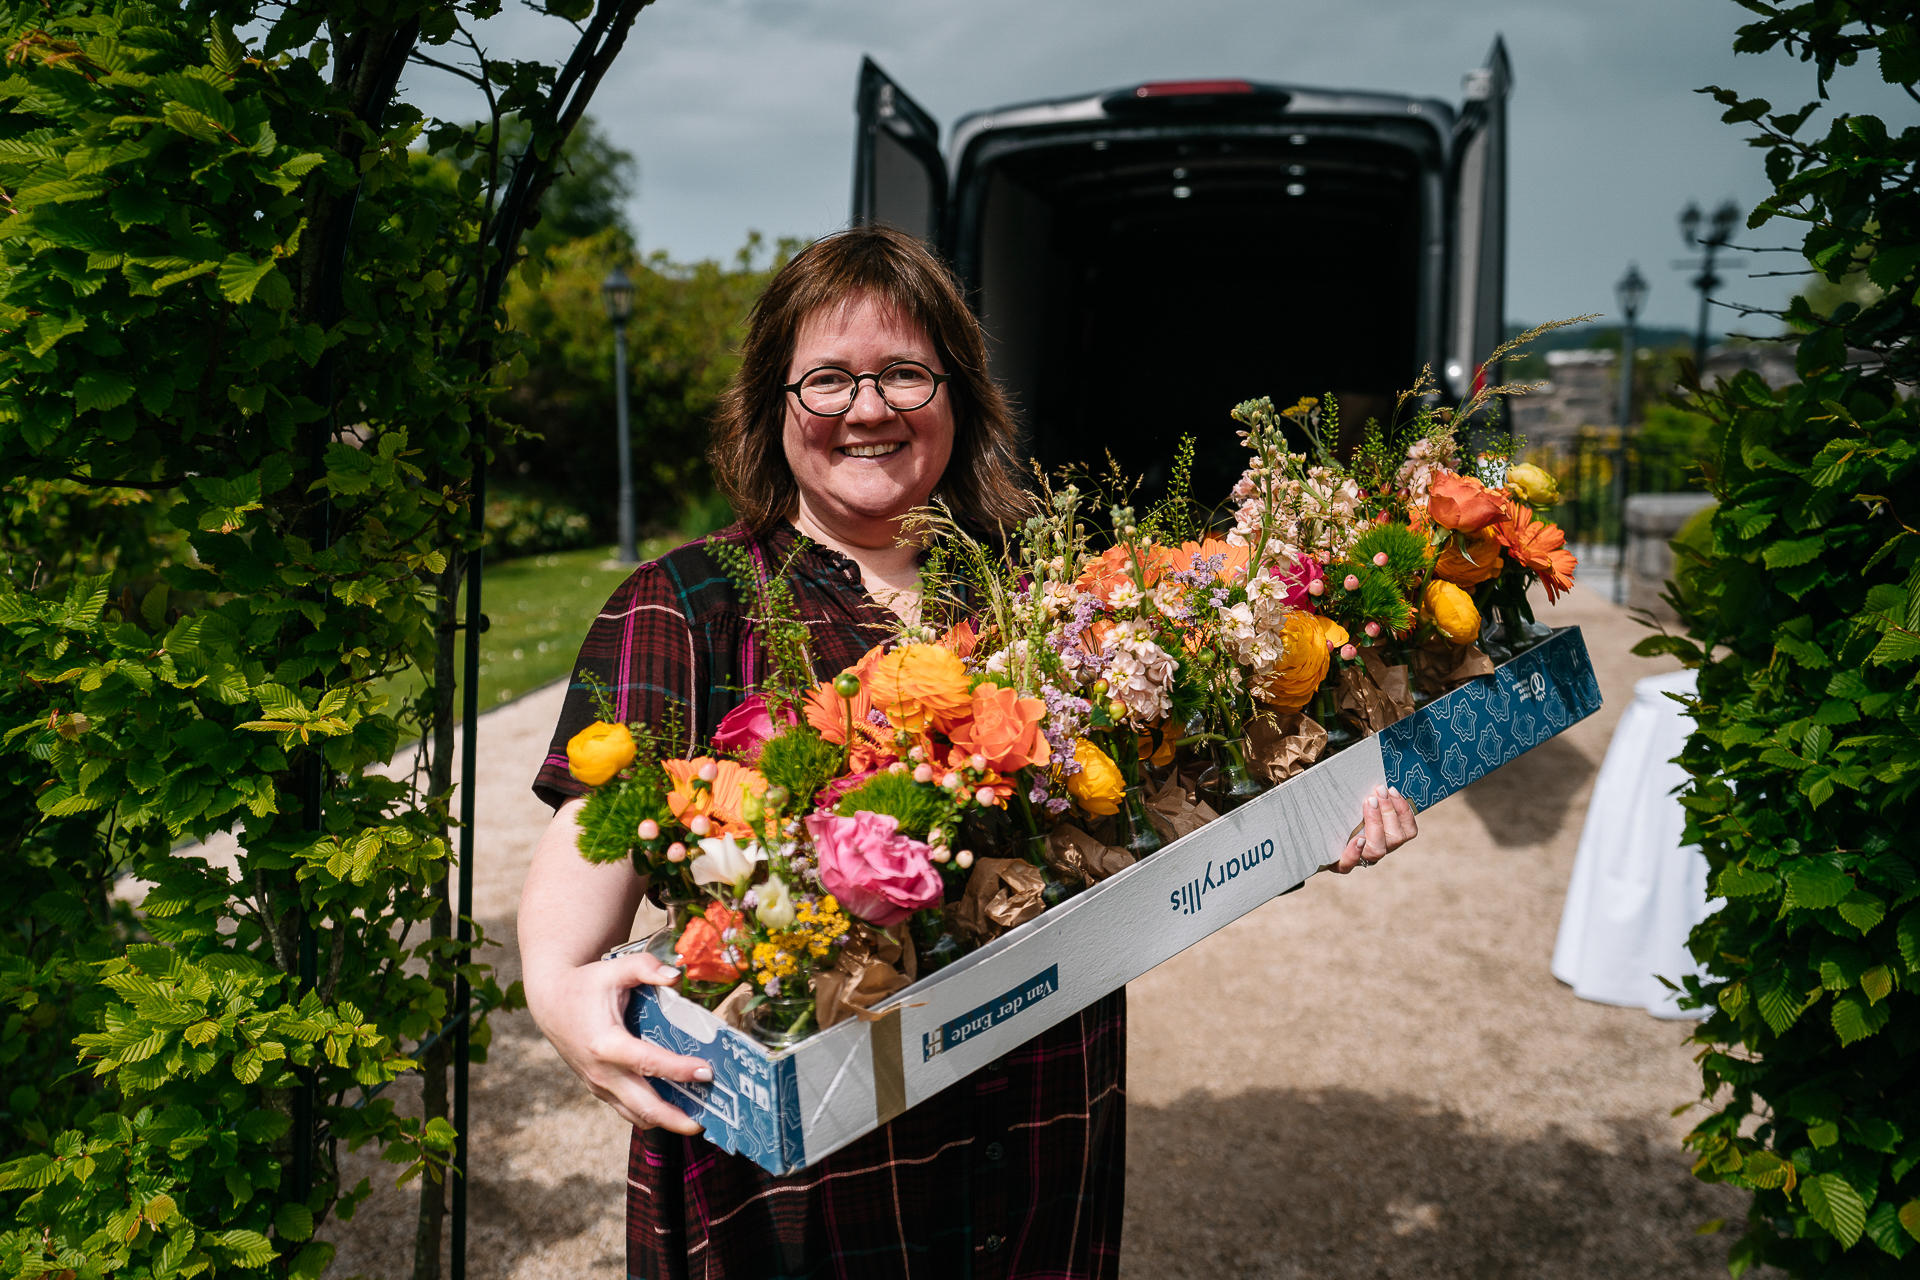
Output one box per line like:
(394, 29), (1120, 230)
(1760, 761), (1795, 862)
(622, 626), (1603, 1174)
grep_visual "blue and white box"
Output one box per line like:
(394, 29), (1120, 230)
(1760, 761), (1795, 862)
(624, 626), (1603, 1174)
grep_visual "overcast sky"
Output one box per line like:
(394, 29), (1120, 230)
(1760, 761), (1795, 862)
(401, 0), (1915, 336)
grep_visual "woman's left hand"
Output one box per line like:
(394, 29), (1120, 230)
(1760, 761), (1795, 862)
(1330, 784), (1417, 873)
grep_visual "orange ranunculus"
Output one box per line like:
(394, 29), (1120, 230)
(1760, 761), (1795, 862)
(664, 758), (768, 836)
(1432, 526), (1506, 587)
(1426, 470), (1510, 533)
(1171, 537), (1250, 584)
(948, 682), (1051, 773)
(1491, 498), (1577, 602)
(1261, 611), (1334, 712)
(675, 905), (746, 984)
(566, 721), (636, 786)
(940, 619), (979, 659)
(868, 643), (973, 732)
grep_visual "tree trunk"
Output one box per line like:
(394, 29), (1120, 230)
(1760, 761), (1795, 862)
(412, 552), (465, 1280)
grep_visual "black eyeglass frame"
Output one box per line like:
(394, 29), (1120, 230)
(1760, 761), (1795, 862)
(782, 360), (953, 417)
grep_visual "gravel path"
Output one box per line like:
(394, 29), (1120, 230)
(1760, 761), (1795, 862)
(319, 580), (1758, 1278)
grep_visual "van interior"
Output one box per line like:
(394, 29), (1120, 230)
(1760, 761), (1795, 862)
(969, 132), (1426, 514)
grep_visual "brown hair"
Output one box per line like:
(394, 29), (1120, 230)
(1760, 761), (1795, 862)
(709, 225), (1029, 534)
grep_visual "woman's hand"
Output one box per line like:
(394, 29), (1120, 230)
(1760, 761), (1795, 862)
(1329, 783), (1418, 873)
(519, 797), (710, 1135)
(527, 949), (712, 1135)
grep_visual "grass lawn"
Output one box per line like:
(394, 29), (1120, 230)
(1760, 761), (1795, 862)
(382, 540), (676, 721)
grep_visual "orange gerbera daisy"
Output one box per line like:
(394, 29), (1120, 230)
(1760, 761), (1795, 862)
(1491, 498), (1577, 602)
(663, 758), (768, 837)
(1076, 542), (1178, 603)
(803, 677), (897, 773)
(1170, 537), (1250, 584)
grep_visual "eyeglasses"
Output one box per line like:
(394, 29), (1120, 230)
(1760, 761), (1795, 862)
(783, 361), (951, 417)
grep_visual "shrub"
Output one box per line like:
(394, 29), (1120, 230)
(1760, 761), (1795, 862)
(1641, 3), (1920, 1274)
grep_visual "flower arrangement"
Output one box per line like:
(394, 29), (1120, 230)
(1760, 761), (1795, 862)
(568, 346), (1581, 1048)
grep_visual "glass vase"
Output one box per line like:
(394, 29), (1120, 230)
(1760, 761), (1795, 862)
(1112, 786), (1165, 859)
(1312, 684), (1360, 755)
(641, 892), (699, 968)
(1201, 739), (1269, 814)
(911, 906), (969, 972)
(745, 994), (817, 1049)
(1025, 833), (1079, 907)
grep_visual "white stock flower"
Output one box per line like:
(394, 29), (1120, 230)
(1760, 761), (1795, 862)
(690, 835), (766, 891)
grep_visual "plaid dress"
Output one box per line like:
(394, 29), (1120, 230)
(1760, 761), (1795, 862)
(534, 521), (1127, 1280)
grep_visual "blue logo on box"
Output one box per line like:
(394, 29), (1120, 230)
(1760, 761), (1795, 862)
(922, 966), (1059, 1061)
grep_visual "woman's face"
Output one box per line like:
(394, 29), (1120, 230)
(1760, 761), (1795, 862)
(782, 294), (955, 534)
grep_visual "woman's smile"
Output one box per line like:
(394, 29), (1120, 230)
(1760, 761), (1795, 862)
(839, 441), (906, 459)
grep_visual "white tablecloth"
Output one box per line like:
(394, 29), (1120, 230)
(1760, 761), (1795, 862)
(1552, 668), (1711, 1019)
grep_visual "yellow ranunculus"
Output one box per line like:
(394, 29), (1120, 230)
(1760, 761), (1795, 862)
(1504, 463), (1561, 508)
(1422, 579), (1482, 644)
(567, 721), (636, 786)
(1261, 611), (1334, 712)
(1066, 738), (1126, 817)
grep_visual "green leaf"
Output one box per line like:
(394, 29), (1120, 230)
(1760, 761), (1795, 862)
(1837, 889), (1888, 935)
(1716, 864), (1779, 899)
(1758, 980), (1816, 1034)
(1803, 1172), (1868, 1247)
(1860, 965), (1894, 1004)
(1765, 537), (1827, 569)
(274, 1201), (313, 1241)
(1786, 860), (1853, 910)
(73, 370), (136, 412)
(1902, 1200), (1920, 1244)
(215, 254), (276, 303)
(1832, 994), (1890, 1045)
(208, 20), (245, 75)
(1899, 907), (1920, 974)
(1865, 1200), (1912, 1258)
(210, 1229), (274, 1267)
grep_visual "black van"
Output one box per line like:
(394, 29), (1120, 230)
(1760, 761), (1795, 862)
(848, 42), (1511, 504)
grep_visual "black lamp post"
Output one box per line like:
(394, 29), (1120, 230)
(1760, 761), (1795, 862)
(1679, 200), (1740, 367)
(1610, 263), (1648, 606)
(602, 266), (637, 564)
(1615, 263), (1647, 430)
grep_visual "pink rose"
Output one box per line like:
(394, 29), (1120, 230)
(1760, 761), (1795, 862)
(712, 693), (796, 765)
(804, 811), (943, 928)
(1269, 555), (1325, 609)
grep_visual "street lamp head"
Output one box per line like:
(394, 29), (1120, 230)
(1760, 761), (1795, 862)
(1615, 263), (1648, 323)
(1678, 201), (1702, 247)
(601, 266), (635, 323)
(1709, 200), (1741, 246)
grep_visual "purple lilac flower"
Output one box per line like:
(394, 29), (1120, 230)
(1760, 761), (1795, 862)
(764, 975), (782, 997)
(1046, 798), (1072, 815)
(867, 707), (890, 727)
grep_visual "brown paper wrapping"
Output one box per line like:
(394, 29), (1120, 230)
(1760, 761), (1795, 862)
(1243, 711), (1328, 783)
(1359, 648), (1417, 724)
(1045, 825), (1136, 886)
(812, 923), (916, 1030)
(953, 857), (1047, 944)
(713, 982), (755, 1032)
(1144, 775), (1219, 843)
(1412, 638), (1496, 696)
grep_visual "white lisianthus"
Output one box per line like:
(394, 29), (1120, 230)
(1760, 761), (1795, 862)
(691, 835), (766, 892)
(755, 875), (798, 930)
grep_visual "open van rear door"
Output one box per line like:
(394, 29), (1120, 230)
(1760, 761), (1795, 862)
(1445, 37), (1511, 401)
(852, 57), (947, 246)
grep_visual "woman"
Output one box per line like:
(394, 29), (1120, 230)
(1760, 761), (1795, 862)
(518, 225), (1418, 1278)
